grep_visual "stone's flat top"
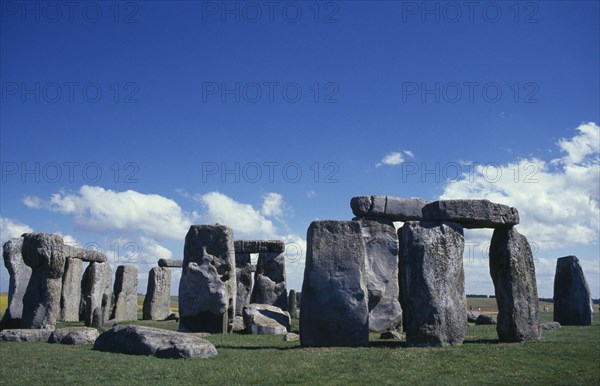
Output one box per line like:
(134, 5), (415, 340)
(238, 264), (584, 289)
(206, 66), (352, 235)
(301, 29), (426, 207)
(351, 196), (428, 221)
(93, 324), (218, 359)
(63, 245), (107, 262)
(234, 240), (285, 253)
(158, 258), (183, 268)
(422, 199), (519, 228)
(0, 329), (54, 342)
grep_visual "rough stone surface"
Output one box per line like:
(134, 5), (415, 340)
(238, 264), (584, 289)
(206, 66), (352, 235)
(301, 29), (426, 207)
(300, 221), (369, 347)
(158, 258), (183, 268)
(284, 332), (299, 342)
(143, 267), (172, 321)
(21, 233), (66, 329)
(1, 238), (31, 329)
(489, 227), (541, 342)
(49, 327), (99, 345)
(243, 304), (291, 335)
(63, 245), (107, 262)
(380, 330), (402, 340)
(475, 314), (497, 325)
(179, 225), (236, 333)
(234, 240), (285, 254)
(422, 199), (519, 229)
(553, 255), (593, 326)
(399, 221), (467, 347)
(542, 321), (561, 330)
(0, 328), (54, 342)
(235, 253), (253, 316)
(232, 316), (245, 332)
(351, 196), (427, 221)
(60, 257), (82, 322)
(357, 217), (403, 333)
(111, 265), (138, 322)
(467, 311), (480, 323)
(250, 252), (287, 310)
(93, 324), (218, 359)
(81, 262), (112, 328)
(288, 289), (298, 319)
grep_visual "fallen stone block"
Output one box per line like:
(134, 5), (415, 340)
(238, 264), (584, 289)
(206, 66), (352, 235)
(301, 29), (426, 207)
(0, 329), (54, 342)
(243, 304), (290, 335)
(48, 327), (99, 345)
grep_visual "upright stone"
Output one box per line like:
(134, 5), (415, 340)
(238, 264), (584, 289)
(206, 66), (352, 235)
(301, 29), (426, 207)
(111, 265), (138, 322)
(81, 262), (112, 328)
(288, 289), (297, 319)
(300, 221), (369, 347)
(235, 253), (253, 316)
(143, 267), (171, 320)
(250, 251), (287, 310)
(489, 227), (541, 342)
(179, 225), (236, 333)
(356, 217), (402, 333)
(553, 255), (593, 326)
(399, 221), (467, 347)
(21, 233), (66, 329)
(0, 238), (31, 329)
(60, 257), (82, 322)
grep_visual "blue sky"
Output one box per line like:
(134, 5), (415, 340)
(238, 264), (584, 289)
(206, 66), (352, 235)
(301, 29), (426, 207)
(1, 1), (599, 298)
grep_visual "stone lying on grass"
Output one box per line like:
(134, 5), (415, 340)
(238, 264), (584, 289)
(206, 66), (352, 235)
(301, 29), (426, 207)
(93, 325), (218, 359)
(284, 332), (299, 342)
(475, 314), (497, 325)
(49, 327), (99, 345)
(0, 329), (54, 342)
(380, 331), (402, 340)
(467, 311), (480, 323)
(243, 304), (291, 335)
(542, 322), (561, 331)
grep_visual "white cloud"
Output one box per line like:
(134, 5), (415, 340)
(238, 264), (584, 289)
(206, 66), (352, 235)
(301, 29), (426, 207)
(0, 216), (33, 244)
(23, 186), (195, 240)
(261, 193), (285, 218)
(376, 152), (404, 167)
(404, 150), (415, 158)
(441, 122), (600, 249)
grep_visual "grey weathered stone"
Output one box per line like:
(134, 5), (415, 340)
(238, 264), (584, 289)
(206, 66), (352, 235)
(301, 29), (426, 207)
(63, 245), (107, 262)
(235, 253), (253, 316)
(399, 221), (467, 347)
(542, 321), (561, 330)
(158, 258), (183, 268)
(0, 328), (54, 342)
(1, 238), (31, 330)
(93, 324), (218, 359)
(357, 217), (403, 333)
(143, 267), (171, 320)
(48, 327), (99, 345)
(467, 311), (480, 323)
(300, 221), (369, 347)
(21, 233), (66, 329)
(380, 330), (402, 340)
(553, 255), (593, 326)
(243, 304), (291, 335)
(81, 262), (112, 328)
(250, 252), (287, 310)
(422, 199), (519, 229)
(475, 314), (497, 325)
(288, 289), (298, 319)
(179, 225), (236, 333)
(351, 196), (427, 221)
(489, 227), (541, 342)
(60, 257), (82, 322)
(284, 332), (299, 342)
(234, 240), (285, 254)
(232, 316), (245, 332)
(111, 265), (138, 322)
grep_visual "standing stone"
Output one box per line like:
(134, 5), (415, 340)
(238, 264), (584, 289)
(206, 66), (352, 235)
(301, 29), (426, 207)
(399, 221), (467, 347)
(250, 252), (287, 310)
(235, 253), (253, 316)
(111, 265), (138, 322)
(1, 238), (31, 330)
(300, 221), (369, 347)
(179, 225), (236, 333)
(21, 233), (66, 329)
(356, 217), (403, 333)
(143, 267), (171, 320)
(489, 227), (541, 342)
(288, 289), (297, 319)
(60, 257), (82, 322)
(81, 262), (112, 328)
(553, 255), (593, 326)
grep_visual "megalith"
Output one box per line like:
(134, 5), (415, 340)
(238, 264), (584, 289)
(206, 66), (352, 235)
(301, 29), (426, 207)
(0, 238), (31, 329)
(250, 251), (287, 310)
(178, 225), (236, 333)
(553, 255), (593, 325)
(399, 221), (467, 347)
(288, 289), (297, 319)
(60, 257), (82, 322)
(300, 220), (369, 347)
(235, 253), (253, 316)
(20, 233), (66, 329)
(143, 267), (171, 320)
(81, 262), (112, 328)
(111, 265), (138, 322)
(489, 227), (540, 342)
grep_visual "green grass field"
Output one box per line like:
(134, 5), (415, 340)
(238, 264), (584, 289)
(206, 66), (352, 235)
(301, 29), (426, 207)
(1, 295), (598, 385)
